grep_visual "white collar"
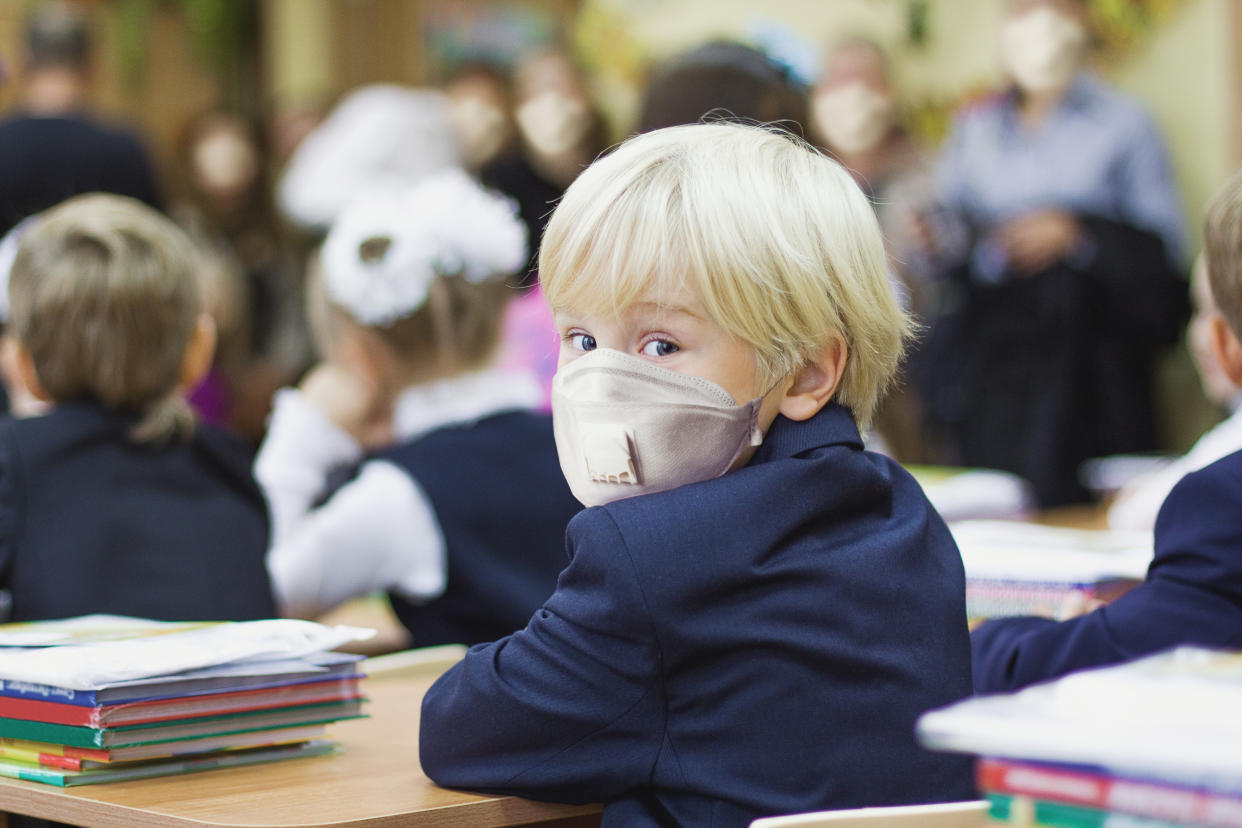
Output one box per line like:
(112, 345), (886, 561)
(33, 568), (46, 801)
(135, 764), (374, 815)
(393, 368), (542, 443)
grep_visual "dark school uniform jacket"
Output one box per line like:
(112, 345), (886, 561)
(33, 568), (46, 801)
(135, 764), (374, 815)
(973, 448), (1242, 693)
(419, 403), (976, 827)
(0, 112), (162, 237)
(378, 410), (582, 648)
(0, 402), (275, 622)
(910, 217), (1188, 507)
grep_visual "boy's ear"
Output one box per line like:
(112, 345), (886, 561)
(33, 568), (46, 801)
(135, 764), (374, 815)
(178, 313), (217, 393)
(4, 338), (52, 403)
(778, 338), (848, 422)
(1209, 315), (1242, 388)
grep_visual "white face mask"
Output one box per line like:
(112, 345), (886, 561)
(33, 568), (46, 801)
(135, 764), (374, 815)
(1001, 6), (1087, 95)
(812, 82), (894, 156)
(551, 348), (766, 507)
(515, 92), (590, 158)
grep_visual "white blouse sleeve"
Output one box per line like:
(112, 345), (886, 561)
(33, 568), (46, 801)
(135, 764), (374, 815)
(255, 389), (447, 619)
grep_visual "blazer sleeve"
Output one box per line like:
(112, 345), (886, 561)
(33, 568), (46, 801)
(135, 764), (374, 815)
(972, 458), (1242, 693)
(0, 421), (20, 599)
(419, 506), (665, 803)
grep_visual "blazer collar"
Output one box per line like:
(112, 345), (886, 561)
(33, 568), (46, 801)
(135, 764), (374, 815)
(751, 402), (863, 465)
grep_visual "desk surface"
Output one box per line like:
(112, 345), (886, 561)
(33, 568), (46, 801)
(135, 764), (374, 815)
(0, 669), (600, 828)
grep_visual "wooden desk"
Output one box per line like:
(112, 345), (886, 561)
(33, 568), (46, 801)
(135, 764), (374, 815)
(0, 669), (602, 828)
(1030, 504), (1110, 531)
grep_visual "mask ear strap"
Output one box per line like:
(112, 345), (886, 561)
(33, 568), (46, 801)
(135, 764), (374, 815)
(747, 370), (793, 446)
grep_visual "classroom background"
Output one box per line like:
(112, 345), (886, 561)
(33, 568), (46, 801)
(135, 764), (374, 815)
(0, 0), (1234, 477)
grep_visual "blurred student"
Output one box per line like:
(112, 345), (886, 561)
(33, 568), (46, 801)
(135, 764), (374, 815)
(456, 54), (606, 409)
(445, 63), (515, 174)
(0, 194), (274, 623)
(911, 0), (1188, 505)
(972, 170), (1242, 693)
(480, 49), (607, 281)
(811, 37), (934, 462)
(640, 40), (807, 134)
(0, 3), (160, 237)
(174, 110), (305, 441)
(1107, 256), (1242, 531)
(812, 38), (928, 272)
(255, 170), (581, 646)
(419, 124), (974, 826)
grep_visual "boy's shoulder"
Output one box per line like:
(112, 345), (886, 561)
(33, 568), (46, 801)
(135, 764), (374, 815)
(571, 418), (948, 584)
(1149, 448), (1242, 587)
(1163, 447), (1242, 508)
(1156, 447), (1242, 531)
(1191, 446), (1242, 483)
(5, 404), (261, 494)
(1, 403), (120, 446)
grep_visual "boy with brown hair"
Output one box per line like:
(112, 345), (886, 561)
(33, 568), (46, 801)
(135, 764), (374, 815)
(0, 193), (274, 622)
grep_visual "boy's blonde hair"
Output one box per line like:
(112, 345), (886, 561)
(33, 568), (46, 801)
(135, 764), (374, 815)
(1204, 168), (1242, 339)
(9, 194), (202, 443)
(539, 122), (912, 427)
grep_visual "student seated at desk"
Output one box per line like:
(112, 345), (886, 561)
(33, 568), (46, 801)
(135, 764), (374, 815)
(973, 169), (1242, 693)
(0, 194), (275, 622)
(255, 170), (581, 646)
(1106, 255), (1242, 531)
(419, 123), (976, 827)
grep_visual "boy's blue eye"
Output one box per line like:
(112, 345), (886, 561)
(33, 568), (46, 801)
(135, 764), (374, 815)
(570, 333), (597, 351)
(640, 339), (679, 358)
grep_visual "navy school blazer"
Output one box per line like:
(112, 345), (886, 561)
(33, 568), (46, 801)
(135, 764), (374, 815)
(419, 403), (976, 827)
(0, 403), (275, 622)
(972, 448), (1242, 693)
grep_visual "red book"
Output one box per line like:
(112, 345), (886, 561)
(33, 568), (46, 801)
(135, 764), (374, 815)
(0, 677), (362, 727)
(978, 757), (1242, 828)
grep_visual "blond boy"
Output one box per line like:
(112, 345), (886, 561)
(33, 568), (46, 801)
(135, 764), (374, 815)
(419, 124), (974, 825)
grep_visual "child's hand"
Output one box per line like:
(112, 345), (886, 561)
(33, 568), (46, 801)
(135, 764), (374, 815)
(299, 362), (395, 450)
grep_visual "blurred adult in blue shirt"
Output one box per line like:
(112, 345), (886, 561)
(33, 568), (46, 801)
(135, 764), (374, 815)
(912, 0), (1189, 506)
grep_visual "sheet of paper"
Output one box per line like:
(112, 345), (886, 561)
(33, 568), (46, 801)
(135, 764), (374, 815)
(0, 619), (375, 689)
(918, 647), (1242, 785)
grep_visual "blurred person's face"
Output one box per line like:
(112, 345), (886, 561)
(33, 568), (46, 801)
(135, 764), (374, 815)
(1190, 256), (1240, 407)
(191, 119), (260, 208)
(811, 43), (894, 156)
(447, 73), (511, 168)
(515, 54), (590, 158)
(1001, 0), (1087, 96)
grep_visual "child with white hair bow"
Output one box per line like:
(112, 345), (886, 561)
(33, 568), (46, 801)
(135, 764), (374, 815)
(255, 170), (581, 645)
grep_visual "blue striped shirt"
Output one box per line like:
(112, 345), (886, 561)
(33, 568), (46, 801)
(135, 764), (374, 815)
(935, 74), (1187, 269)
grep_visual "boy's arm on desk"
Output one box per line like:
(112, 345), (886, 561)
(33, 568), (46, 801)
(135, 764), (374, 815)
(973, 465), (1242, 693)
(420, 508), (662, 804)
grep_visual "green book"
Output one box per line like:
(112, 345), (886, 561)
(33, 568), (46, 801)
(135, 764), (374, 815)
(0, 699), (364, 748)
(0, 740), (336, 786)
(988, 793), (1197, 828)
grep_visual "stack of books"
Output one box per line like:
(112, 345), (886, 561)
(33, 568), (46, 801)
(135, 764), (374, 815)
(918, 647), (1242, 827)
(950, 520), (1152, 623)
(0, 615), (372, 785)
